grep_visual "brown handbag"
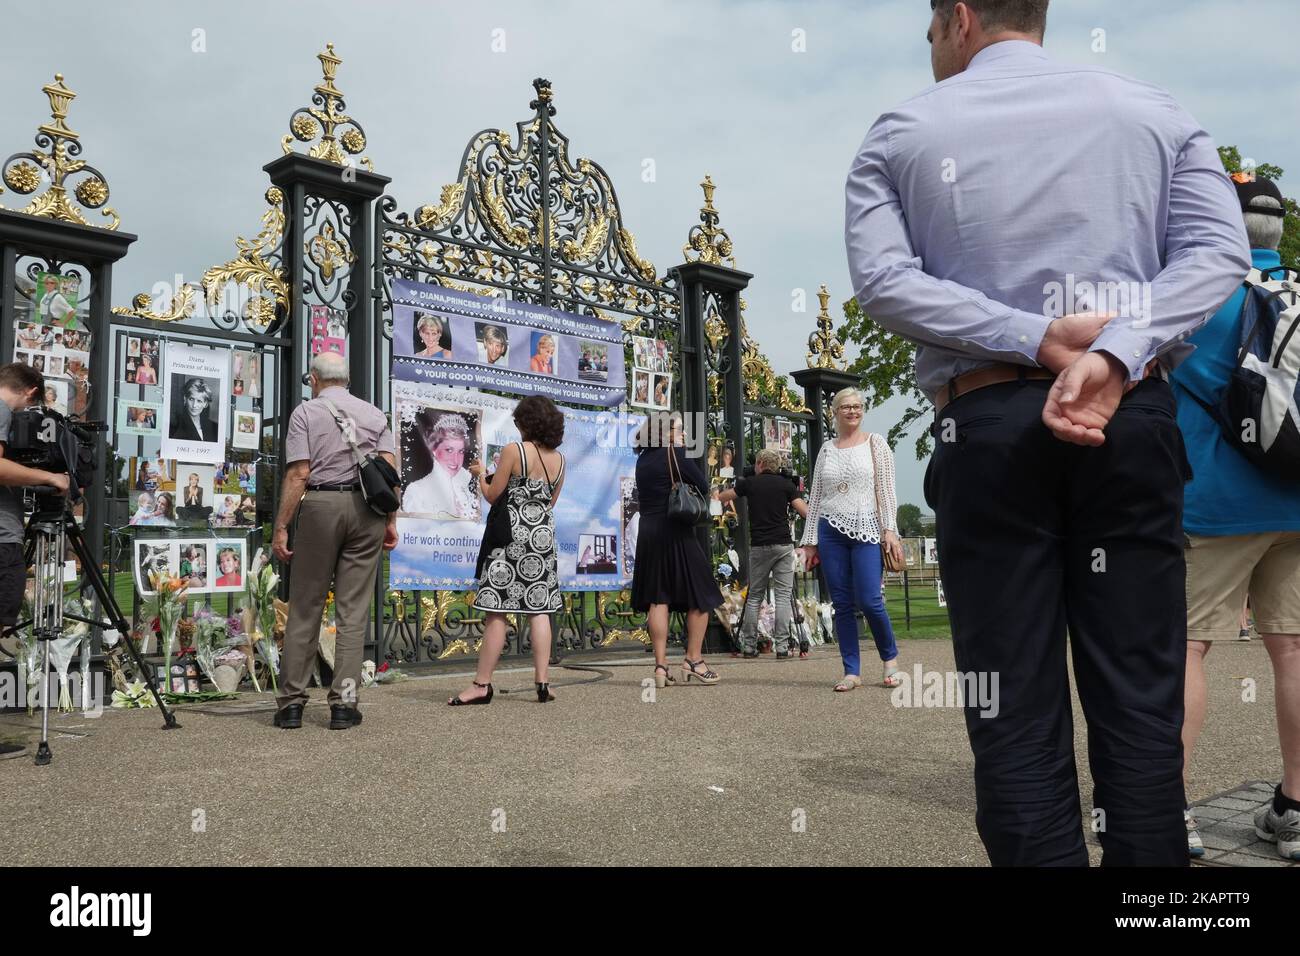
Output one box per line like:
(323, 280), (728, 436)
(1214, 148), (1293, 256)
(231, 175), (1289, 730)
(869, 435), (905, 573)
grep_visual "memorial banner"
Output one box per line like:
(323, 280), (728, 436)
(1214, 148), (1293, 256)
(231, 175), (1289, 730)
(390, 278), (625, 407)
(390, 381), (640, 591)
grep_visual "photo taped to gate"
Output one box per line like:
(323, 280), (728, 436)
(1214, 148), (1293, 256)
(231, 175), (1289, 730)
(398, 400), (483, 522)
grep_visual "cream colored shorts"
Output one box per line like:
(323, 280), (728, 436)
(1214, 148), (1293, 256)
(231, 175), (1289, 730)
(1185, 531), (1300, 641)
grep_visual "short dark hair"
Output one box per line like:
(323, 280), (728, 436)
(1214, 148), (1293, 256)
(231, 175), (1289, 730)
(931, 0), (1049, 35)
(0, 361), (44, 400)
(513, 395), (564, 449)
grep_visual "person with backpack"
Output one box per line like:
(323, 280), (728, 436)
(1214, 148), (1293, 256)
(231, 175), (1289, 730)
(1174, 174), (1300, 861)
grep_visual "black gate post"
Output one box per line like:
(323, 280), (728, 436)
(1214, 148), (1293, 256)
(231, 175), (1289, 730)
(262, 44), (391, 658)
(670, 177), (752, 654)
(0, 73), (136, 591)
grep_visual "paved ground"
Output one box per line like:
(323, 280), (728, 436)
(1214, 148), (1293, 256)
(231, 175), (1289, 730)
(0, 637), (1292, 866)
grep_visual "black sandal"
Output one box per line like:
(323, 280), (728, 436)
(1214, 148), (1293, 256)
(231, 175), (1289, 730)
(680, 658), (720, 685)
(653, 663), (676, 689)
(448, 681), (493, 706)
(536, 682), (555, 703)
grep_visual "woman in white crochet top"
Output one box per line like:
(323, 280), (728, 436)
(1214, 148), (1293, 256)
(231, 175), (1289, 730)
(800, 387), (904, 691)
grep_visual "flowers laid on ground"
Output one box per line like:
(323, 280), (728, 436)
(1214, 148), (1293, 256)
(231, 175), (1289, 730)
(14, 585), (95, 714)
(140, 571), (189, 700)
(111, 680), (157, 709)
(49, 596), (93, 713)
(191, 607), (243, 688)
(244, 549), (281, 692)
(362, 660), (408, 687)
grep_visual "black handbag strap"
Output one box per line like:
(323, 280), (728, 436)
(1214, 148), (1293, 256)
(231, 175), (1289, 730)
(666, 444), (684, 489)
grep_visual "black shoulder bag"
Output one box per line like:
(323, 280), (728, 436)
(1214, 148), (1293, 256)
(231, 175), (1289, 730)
(666, 445), (709, 527)
(475, 442), (520, 579)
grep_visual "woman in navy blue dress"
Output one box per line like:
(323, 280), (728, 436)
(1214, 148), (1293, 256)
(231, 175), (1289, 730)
(630, 412), (723, 688)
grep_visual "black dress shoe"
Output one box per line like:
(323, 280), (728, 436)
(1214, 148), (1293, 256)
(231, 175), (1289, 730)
(273, 704), (303, 729)
(329, 704), (362, 730)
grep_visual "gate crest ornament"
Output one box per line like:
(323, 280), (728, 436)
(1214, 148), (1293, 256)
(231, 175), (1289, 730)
(281, 43), (373, 172)
(381, 78), (676, 331)
(806, 283), (846, 370)
(0, 74), (120, 229)
(681, 175), (734, 268)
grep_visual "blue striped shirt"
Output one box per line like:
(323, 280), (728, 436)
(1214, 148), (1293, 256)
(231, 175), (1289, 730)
(845, 40), (1250, 397)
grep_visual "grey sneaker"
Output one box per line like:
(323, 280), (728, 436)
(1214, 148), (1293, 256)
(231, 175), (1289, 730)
(1254, 803), (1300, 860)
(1185, 809), (1205, 858)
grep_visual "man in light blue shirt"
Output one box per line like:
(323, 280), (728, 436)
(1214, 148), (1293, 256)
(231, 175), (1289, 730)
(845, 0), (1249, 866)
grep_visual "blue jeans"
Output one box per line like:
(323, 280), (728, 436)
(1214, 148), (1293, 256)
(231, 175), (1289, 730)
(817, 519), (898, 676)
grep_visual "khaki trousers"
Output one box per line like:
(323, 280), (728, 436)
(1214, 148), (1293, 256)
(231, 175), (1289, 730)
(277, 490), (385, 709)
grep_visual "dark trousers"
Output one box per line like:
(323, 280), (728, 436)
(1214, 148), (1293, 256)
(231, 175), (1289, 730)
(924, 378), (1190, 867)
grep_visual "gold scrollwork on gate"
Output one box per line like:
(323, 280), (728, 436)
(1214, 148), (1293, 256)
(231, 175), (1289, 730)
(199, 187), (290, 328)
(305, 220), (355, 283)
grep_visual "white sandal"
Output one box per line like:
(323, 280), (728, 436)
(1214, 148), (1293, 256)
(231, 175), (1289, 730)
(833, 674), (862, 693)
(882, 663), (902, 688)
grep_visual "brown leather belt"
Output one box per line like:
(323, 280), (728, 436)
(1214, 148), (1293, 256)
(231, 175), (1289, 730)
(933, 365), (1055, 413)
(933, 360), (1161, 413)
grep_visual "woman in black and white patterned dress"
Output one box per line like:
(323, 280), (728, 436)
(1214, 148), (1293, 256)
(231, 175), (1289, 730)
(449, 395), (566, 706)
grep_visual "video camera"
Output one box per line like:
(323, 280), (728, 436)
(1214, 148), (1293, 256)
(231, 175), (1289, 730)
(5, 406), (104, 504)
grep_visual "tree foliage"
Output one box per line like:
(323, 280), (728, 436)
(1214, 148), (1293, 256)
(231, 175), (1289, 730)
(837, 296), (932, 460)
(896, 502), (925, 537)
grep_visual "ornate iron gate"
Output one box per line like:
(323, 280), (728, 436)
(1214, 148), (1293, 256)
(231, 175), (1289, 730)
(374, 78), (684, 663)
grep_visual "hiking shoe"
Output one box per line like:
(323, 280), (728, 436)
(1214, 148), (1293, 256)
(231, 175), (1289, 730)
(1185, 809), (1205, 858)
(1254, 803), (1300, 860)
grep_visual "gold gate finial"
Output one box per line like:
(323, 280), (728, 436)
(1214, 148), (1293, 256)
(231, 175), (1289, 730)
(682, 174), (735, 267)
(282, 43), (373, 171)
(0, 73), (120, 229)
(806, 283), (846, 369)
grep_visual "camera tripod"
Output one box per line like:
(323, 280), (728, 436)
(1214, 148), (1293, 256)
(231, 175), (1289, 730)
(18, 493), (178, 766)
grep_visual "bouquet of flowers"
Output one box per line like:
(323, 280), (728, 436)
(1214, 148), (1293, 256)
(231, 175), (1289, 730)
(111, 680), (157, 709)
(48, 596), (93, 713)
(244, 549), (281, 692)
(15, 593), (40, 715)
(191, 607), (241, 687)
(362, 660), (408, 687)
(141, 571), (189, 698)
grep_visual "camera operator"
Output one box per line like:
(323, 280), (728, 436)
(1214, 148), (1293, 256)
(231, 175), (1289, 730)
(0, 362), (70, 757)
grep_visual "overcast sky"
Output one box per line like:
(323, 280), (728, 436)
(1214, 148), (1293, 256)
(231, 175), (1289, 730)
(2, 0), (1295, 505)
